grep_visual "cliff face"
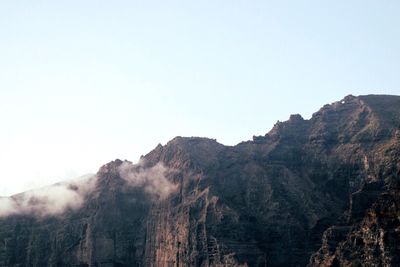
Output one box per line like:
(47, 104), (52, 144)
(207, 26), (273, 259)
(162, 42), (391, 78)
(308, 115), (400, 267)
(0, 94), (399, 267)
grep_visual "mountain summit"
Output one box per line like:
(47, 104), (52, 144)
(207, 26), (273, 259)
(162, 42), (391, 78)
(0, 95), (399, 267)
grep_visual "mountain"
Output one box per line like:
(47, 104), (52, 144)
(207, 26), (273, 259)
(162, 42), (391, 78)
(0, 94), (399, 267)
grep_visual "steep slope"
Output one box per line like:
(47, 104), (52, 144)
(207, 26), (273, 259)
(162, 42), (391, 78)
(0, 94), (399, 267)
(308, 120), (400, 267)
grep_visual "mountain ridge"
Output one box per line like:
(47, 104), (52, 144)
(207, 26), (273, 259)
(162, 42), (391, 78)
(0, 94), (399, 267)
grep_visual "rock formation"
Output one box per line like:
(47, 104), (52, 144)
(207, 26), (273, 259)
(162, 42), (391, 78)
(0, 94), (399, 267)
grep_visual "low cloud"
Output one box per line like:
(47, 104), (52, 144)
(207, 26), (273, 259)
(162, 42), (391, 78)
(118, 161), (178, 200)
(0, 160), (178, 218)
(0, 175), (96, 218)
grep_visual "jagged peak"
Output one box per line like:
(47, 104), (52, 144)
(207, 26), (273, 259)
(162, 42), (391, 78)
(98, 159), (131, 175)
(343, 94), (357, 101)
(141, 136), (226, 170)
(312, 94), (400, 116)
(263, 94), (400, 144)
(145, 137), (222, 158)
(266, 113), (308, 140)
(167, 136), (221, 146)
(312, 95), (365, 117)
(289, 114), (304, 122)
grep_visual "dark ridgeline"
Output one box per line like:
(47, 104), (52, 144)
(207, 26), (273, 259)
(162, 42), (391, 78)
(0, 94), (399, 267)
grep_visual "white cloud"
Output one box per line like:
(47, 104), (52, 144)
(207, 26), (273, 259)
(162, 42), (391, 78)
(0, 175), (97, 217)
(0, 159), (178, 218)
(118, 161), (178, 200)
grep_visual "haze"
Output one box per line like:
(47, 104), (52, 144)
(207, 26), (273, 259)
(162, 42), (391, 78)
(0, 1), (399, 196)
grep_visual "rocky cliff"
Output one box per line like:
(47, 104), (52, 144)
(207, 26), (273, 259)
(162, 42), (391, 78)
(0, 94), (399, 267)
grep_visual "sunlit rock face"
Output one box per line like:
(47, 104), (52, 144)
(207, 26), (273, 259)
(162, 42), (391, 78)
(0, 95), (399, 267)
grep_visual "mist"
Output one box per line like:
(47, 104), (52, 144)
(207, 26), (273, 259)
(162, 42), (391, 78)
(0, 160), (178, 218)
(118, 161), (178, 200)
(0, 175), (97, 218)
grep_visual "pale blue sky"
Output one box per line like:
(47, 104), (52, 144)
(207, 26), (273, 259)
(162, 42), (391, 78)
(0, 1), (399, 195)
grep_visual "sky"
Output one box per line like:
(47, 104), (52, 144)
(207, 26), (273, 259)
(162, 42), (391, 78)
(0, 1), (399, 196)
